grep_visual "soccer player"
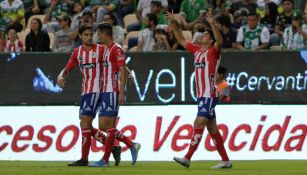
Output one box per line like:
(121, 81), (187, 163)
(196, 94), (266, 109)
(88, 22), (141, 167)
(167, 9), (232, 169)
(57, 24), (121, 166)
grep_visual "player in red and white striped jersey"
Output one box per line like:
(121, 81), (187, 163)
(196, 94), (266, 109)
(168, 9), (232, 169)
(88, 23), (141, 167)
(57, 25), (112, 166)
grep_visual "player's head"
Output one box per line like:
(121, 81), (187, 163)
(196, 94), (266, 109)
(216, 66), (227, 81)
(198, 29), (215, 46)
(97, 22), (113, 44)
(79, 24), (93, 46)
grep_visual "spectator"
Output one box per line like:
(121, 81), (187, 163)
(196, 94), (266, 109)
(166, 20), (185, 50)
(4, 28), (23, 52)
(24, 0), (44, 25)
(127, 0), (168, 32)
(215, 14), (237, 50)
(260, 2), (279, 34)
(0, 0), (25, 32)
(94, 0), (123, 27)
(25, 18), (51, 52)
(179, 0), (207, 30)
(44, 0), (70, 33)
(235, 12), (270, 51)
(70, 10), (96, 48)
(281, 10), (307, 50)
(53, 15), (74, 52)
(140, 0), (168, 29)
(168, 0), (183, 14)
(271, 0), (294, 46)
(93, 12), (124, 45)
(71, 2), (84, 30)
(153, 28), (171, 51)
(137, 13), (167, 51)
(216, 66), (231, 103)
(232, 0), (257, 15)
(212, 0), (225, 16)
(0, 12), (6, 51)
(232, 8), (248, 29)
(120, 0), (135, 17)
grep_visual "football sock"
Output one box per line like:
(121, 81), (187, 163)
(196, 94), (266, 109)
(102, 128), (117, 162)
(185, 128), (204, 160)
(115, 130), (133, 148)
(211, 132), (229, 161)
(91, 128), (106, 144)
(81, 128), (92, 160)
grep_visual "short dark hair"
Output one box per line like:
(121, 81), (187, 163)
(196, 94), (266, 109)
(79, 24), (92, 35)
(97, 22), (113, 37)
(206, 29), (216, 43)
(147, 13), (158, 26)
(247, 12), (258, 18)
(215, 15), (231, 28)
(104, 12), (117, 25)
(217, 66), (227, 77)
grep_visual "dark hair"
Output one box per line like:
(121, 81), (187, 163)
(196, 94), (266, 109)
(30, 18), (43, 34)
(104, 12), (117, 25)
(98, 22), (113, 37)
(79, 24), (93, 35)
(147, 13), (158, 26)
(206, 29), (216, 43)
(153, 28), (167, 41)
(281, 0), (293, 4)
(247, 12), (258, 18)
(71, 2), (83, 15)
(217, 66), (227, 77)
(265, 2), (279, 23)
(5, 27), (16, 34)
(215, 15), (231, 28)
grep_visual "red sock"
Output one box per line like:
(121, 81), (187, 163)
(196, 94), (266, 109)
(81, 128), (92, 160)
(91, 128), (106, 144)
(184, 128), (204, 160)
(102, 128), (117, 162)
(211, 132), (229, 161)
(116, 130), (133, 148)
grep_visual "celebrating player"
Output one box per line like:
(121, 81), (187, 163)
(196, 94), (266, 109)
(57, 24), (123, 166)
(167, 9), (232, 169)
(88, 22), (141, 167)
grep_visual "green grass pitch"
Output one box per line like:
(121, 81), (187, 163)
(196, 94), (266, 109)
(0, 160), (307, 175)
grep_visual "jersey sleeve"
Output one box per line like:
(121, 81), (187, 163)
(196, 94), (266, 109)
(186, 42), (198, 54)
(209, 46), (221, 60)
(260, 27), (270, 43)
(236, 27), (244, 42)
(114, 47), (126, 67)
(65, 49), (78, 71)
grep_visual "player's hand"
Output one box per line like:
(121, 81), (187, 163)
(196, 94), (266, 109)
(128, 73), (134, 85)
(206, 8), (214, 24)
(118, 92), (126, 105)
(57, 76), (66, 88)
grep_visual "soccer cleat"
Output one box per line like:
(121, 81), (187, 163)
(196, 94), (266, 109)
(67, 159), (88, 166)
(211, 161), (232, 169)
(173, 157), (190, 168)
(88, 159), (109, 167)
(112, 145), (122, 166)
(130, 142), (141, 165)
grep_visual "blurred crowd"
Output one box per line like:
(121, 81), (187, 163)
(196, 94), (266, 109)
(0, 0), (306, 53)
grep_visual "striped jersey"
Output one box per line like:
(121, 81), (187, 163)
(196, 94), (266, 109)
(101, 42), (126, 92)
(186, 42), (221, 98)
(65, 44), (106, 95)
(4, 40), (23, 52)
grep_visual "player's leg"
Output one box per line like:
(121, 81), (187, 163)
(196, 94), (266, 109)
(88, 92), (119, 167)
(67, 93), (97, 166)
(207, 119), (232, 169)
(174, 97), (214, 168)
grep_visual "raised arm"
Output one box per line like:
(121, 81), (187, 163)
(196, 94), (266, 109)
(206, 9), (223, 52)
(166, 11), (187, 49)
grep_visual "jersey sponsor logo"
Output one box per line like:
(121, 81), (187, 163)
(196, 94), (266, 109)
(194, 62), (206, 68)
(80, 63), (96, 69)
(102, 61), (108, 67)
